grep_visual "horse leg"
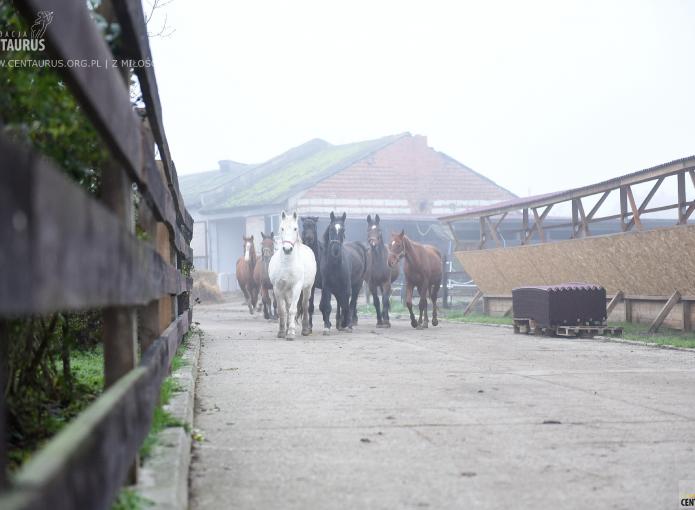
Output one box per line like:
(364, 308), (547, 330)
(319, 285), (333, 335)
(261, 287), (270, 319)
(286, 282), (303, 339)
(240, 285), (252, 314)
(406, 283), (417, 328)
(382, 281), (392, 328)
(276, 293), (287, 338)
(308, 285), (316, 330)
(417, 286), (427, 329)
(271, 289), (278, 319)
(430, 280), (440, 326)
(350, 283), (361, 327)
(340, 287), (353, 332)
(250, 286), (259, 314)
(301, 285), (312, 336)
(370, 282), (383, 327)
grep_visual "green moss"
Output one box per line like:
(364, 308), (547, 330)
(138, 326), (203, 461)
(220, 137), (397, 208)
(112, 488), (153, 510)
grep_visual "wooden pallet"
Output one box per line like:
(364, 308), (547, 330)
(513, 318), (623, 338)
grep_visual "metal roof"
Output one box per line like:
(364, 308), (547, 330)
(439, 155), (695, 222)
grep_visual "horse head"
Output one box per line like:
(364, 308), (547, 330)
(300, 216), (320, 247)
(388, 229), (406, 267)
(325, 211), (347, 260)
(279, 210), (300, 254)
(260, 231), (275, 261)
(366, 214), (383, 250)
(242, 235), (255, 262)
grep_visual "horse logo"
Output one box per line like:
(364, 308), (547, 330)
(31, 11), (54, 39)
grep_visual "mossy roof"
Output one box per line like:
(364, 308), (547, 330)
(181, 134), (408, 213)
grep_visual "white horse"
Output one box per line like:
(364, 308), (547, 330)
(268, 211), (317, 339)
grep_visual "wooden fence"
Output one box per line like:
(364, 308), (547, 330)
(0, 0), (193, 508)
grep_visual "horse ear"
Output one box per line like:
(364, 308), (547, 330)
(375, 214), (380, 224)
(341, 212), (346, 222)
(293, 211), (298, 220)
(261, 232), (267, 239)
(330, 211), (335, 222)
(281, 210), (287, 220)
(400, 228), (405, 237)
(270, 231), (274, 239)
(367, 214), (372, 224)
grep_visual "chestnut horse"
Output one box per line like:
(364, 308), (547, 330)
(253, 231), (278, 320)
(387, 230), (442, 329)
(235, 235), (259, 314)
(365, 214), (399, 327)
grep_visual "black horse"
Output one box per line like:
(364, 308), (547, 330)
(365, 214), (399, 327)
(300, 216), (322, 331)
(319, 212), (367, 334)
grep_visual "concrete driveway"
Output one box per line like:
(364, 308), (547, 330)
(189, 297), (695, 510)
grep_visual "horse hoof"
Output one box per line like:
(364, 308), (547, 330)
(346, 327), (353, 333)
(323, 329), (331, 336)
(301, 328), (311, 336)
(277, 330), (286, 338)
(416, 324), (425, 330)
(411, 320), (418, 329)
(432, 319), (439, 326)
(376, 323), (387, 328)
(384, 322), (391, 328)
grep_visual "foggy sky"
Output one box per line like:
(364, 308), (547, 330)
(148, 0), (695, 204)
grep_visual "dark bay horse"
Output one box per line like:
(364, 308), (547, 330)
(319, 212), (367, 334)
(235, 235), (259, 314)
(300, 216), (322, 331)
(387, 230), (442, 329)
(253, 231), (277, 320)
(365, 214), (399, 327)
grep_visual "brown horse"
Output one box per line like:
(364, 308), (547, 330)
(253, 232), (278, 320)
(387, 230), (442, 329)
(365, 214), (399, 327)
(235, 235), (259, 314)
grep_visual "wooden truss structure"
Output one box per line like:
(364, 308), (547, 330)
(441, 157), (695, 250)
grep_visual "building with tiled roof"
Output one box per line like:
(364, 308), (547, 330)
(180, 133), (516, 279)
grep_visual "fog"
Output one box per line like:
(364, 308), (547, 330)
(148, 0), (695, 203)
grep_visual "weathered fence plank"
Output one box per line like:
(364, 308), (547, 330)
(112, 0), (194, 237)
(13, 0), (193, 257)
(606, 290), (624, 315)
(0, 136), (185, 316)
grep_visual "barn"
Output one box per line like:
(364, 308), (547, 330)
(180, 133), (516, 285)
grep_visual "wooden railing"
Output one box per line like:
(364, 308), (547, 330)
(0, 0), (193, 508)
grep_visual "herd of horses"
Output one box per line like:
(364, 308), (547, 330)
(235, 211), (443, 339)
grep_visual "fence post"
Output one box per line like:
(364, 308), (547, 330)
(0, 321), (7, 490)
(101, 158), (138, 484)
(442, 256), (449, 309)
(684, 301), (692, 333)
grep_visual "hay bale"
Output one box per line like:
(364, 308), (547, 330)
(192, 270), (223, 303)
(193, 270), (218, 287)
